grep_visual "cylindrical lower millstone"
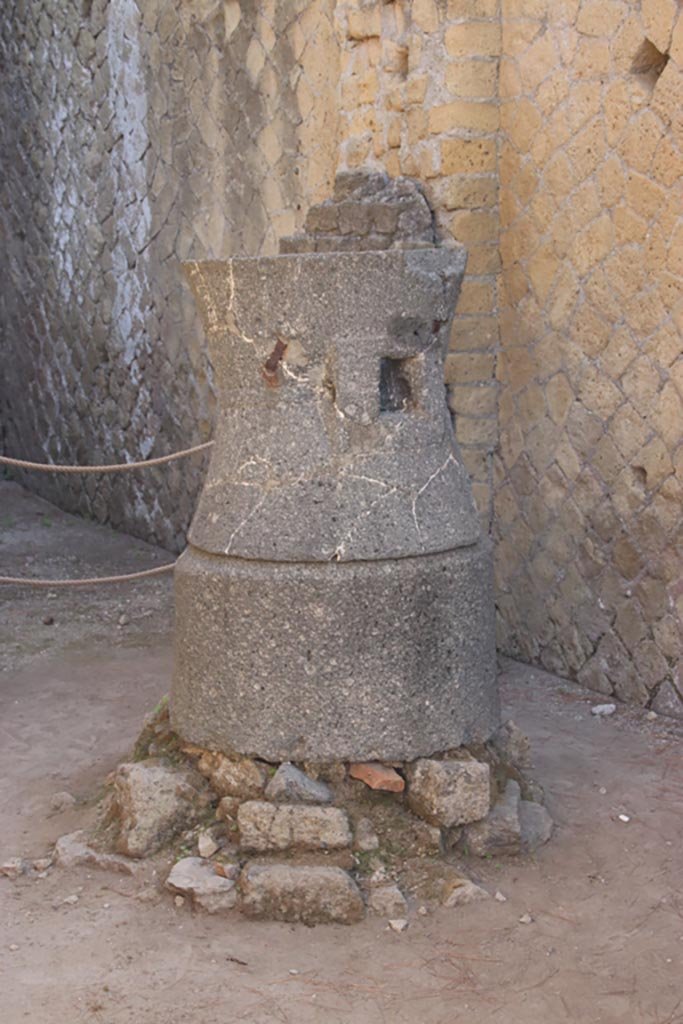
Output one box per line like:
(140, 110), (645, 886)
(170, 542), (498, 762)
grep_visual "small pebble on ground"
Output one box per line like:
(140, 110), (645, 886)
(389, 919), (408, 933)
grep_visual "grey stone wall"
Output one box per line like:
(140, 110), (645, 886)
(0, 0), (338, 549)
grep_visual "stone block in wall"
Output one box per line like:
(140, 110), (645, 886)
(450, 316), (499, 351)
(281, 171), (436, 255)
(445, 22), (502, 59)
(441, 176), (498, 211)
(304, 203), (339, 234)
(446, 61), (498, 99)
(237, 802), (352, 854)
(441, 139), (497, 175)
(429, 101), (499, 135)
(347, 7), (382, 42)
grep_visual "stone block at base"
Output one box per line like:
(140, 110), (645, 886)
(110, 761), (213, 858)
(519, 800), (553, 853)
(239, 864), (365, 924)
(407, 758), (491, 827)
(237, 801), (352, 852)
(264, 764), (332, 804)
(463, 780), (521, 857)
(196, 751), (266, 799)
(166, 857), (238, 914)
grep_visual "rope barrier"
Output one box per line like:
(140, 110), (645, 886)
(0, 439), (211, 585)
(0, 561), (176, 585)
(0, 563), (176, 587)
(0, 439), (214, 474)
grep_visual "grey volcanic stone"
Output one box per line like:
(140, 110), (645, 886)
(110, 762), (212, 859)
(407, 759), (490, 828)
(54, 832), (136, 876)
(463, 780), (522, 857)
(295, 173), (433, 251)
(519, 774), (545, 805)
(651, 680), (683, 719)
(492, 720), (532, 769)
(265, 764), (332, 804)
(519, 801), (553, 853)
(334, 169), (389, 200)
(166, 857), (238, 914)
(239, 864), (365, 924)
(237, 801), (351, 853)
(172, 543), (497, 762)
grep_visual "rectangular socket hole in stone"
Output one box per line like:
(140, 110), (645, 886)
(379, 357), (413, 413)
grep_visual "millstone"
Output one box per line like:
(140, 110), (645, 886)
(170, 173), (499, 762)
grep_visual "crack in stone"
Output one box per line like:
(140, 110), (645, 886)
(224, 492), (269, 555)
(331, 485), (399, 561)
(411, 452), (457, 540)
(227, 260), (257, 351)
(344, 473), (394, 489)
(223, 468), (309, 553)
(281, 362), (309, 385)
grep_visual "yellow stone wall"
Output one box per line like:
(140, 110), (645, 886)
(331, 0), (682, 713)
(495, 0), (683, 712)
(333, 0), (503, 529)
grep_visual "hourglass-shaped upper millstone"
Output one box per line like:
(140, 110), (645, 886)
(184, 246), (479, 563)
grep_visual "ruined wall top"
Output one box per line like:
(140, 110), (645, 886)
(280, 170), (437, 254)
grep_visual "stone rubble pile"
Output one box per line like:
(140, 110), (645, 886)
(48, 699), (553, 926)
(279, 170), (435, 254)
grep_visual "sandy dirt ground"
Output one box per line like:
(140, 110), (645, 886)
(1, 480), (682, 1024)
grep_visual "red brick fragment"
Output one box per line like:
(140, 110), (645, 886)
(349, 762), (405, 793)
